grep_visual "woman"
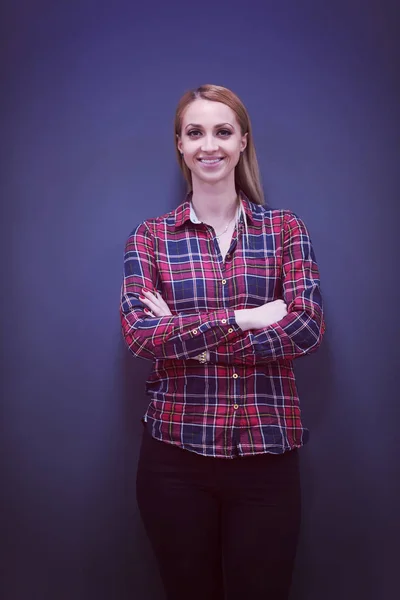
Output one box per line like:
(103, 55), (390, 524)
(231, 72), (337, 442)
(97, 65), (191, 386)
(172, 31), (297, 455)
(120, 84), (325, 600)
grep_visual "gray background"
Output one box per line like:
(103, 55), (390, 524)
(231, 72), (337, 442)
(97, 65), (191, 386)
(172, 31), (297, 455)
(1, 0), (399, 598)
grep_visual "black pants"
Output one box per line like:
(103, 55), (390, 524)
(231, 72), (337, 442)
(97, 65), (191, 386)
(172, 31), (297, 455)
(136, 424), (301, 600)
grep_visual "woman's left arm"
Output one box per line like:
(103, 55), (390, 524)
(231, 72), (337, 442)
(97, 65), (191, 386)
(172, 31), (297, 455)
(209, 211), (325, 365)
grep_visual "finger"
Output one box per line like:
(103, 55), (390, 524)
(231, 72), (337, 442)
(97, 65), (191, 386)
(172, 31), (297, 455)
(144, 308), (155, 317)
(153, 291), (168, 309)
(142, 290), (166, 310)
(149, 291), (172, 314)
(157, 298), (170, 311)
(139, 295), (152, 307)
(140, 296), (159, 312)
(148, 289), (167, 303)
(142, 289), (158, 300)
(140, 290), (172, 316)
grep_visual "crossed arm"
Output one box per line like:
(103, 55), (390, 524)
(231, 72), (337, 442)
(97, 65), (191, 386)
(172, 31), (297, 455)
(120, 213), (325, 364)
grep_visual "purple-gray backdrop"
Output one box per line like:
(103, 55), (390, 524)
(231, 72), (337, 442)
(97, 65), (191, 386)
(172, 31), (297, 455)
(1, 1), (399, 599)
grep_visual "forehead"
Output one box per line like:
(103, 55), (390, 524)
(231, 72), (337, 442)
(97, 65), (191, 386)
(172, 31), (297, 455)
(182, 98), (238, 127)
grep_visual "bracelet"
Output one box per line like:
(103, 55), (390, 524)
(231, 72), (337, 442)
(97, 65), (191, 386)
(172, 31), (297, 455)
(197, 351), (208, 364)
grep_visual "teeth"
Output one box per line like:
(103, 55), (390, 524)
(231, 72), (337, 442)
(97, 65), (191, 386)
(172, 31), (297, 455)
(200, 158), (222, 164)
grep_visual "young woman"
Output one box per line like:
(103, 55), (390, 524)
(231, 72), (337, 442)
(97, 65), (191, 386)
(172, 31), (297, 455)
(120, 84), (325, 600)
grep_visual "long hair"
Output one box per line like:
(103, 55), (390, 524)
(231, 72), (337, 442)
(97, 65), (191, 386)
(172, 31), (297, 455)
(174, 84), (265, 206)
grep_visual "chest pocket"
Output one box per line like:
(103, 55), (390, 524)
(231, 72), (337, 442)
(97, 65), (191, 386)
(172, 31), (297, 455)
(232, 230), (283, 307)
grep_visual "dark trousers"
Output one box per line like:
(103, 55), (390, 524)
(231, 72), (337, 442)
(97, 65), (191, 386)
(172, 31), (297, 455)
(136, 424), (301, 600)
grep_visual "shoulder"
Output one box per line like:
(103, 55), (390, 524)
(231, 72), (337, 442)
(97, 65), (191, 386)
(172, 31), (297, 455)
(248, 203), (313, 246)
(144, 206), (180, 230)
(127, 204), (183, 239)
(251, 202), (300, 221)
(248, 202), (306, 230)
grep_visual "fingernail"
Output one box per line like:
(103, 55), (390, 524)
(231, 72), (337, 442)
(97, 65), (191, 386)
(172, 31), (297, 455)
(139, 295), (146, 300)
(142, 287), (150, 293)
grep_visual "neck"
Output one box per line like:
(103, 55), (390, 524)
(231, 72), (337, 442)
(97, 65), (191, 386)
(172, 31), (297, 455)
(191, 179), (239, 225)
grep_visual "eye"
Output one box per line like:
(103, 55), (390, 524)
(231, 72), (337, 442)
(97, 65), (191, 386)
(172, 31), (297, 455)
(218, 129), (232, 137)
(187, 129), (202, 138)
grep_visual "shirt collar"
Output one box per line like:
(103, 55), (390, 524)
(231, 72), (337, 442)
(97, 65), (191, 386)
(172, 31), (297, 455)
(174, 191), (255, 229)
(189, 202), (202, 224)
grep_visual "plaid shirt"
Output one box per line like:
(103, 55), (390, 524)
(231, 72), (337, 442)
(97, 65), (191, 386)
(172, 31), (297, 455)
(120, 194), (325, 458)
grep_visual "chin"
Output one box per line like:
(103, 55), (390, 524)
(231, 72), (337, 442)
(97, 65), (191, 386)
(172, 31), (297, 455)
(197, 174), (227, 185)
(193, 166), (234, 185)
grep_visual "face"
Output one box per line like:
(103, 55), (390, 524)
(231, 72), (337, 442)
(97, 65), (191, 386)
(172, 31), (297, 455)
(177, 98), (247, 187)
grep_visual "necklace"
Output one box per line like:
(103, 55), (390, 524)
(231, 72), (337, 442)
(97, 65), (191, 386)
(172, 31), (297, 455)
(214, 209), (239, 240)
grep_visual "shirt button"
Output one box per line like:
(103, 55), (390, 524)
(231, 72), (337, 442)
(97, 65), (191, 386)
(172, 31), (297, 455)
(233, 404), (239, 410)
(228, 328), (233, 333)
(232, 373), (238, 379)
(226, 253), (231, 259)
(222, 279), (227, 285)
(192, 329), (198, 335)
(221, 319), (227, 324)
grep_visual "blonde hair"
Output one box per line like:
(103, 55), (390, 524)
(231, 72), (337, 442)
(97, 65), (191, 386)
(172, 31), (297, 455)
(174, 84), (265, 207)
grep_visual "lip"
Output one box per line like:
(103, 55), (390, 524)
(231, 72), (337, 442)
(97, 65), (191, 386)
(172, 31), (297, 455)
(197, 157), (225, 168)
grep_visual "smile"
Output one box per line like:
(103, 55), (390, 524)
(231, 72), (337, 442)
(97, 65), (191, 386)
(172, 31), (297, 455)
(198, 158), (224, 165)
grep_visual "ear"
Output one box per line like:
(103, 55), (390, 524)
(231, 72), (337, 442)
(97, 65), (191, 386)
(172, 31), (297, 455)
(176, 134), (183, 154)
(240, 132), (248, 153)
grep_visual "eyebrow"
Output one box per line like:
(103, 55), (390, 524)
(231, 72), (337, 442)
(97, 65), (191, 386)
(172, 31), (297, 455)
(184, 122), (234, 130)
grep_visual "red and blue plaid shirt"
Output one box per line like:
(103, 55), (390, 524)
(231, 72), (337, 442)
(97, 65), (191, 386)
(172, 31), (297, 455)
(120, 194), (325, 458)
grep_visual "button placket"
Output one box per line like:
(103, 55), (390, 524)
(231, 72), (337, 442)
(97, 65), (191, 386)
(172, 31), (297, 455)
(232, 372), (240, 412)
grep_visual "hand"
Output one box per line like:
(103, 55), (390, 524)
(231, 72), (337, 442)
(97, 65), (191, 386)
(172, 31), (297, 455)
(139, 288), (173, 317)
(235, 299), (288, 331)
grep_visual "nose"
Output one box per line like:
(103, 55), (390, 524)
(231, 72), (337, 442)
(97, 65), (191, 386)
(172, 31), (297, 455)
(200, 135), (219, 153)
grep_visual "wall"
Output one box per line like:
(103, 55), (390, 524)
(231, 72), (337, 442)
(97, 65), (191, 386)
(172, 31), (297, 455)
(1, 1), (398, 598)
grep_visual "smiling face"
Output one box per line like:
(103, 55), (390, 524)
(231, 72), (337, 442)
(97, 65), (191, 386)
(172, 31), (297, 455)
(177, 98), (247, 189)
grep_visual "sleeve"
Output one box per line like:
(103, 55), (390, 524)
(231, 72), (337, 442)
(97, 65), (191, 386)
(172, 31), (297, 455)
(208, 212), (325, 365)
(120, 222), (241, 361)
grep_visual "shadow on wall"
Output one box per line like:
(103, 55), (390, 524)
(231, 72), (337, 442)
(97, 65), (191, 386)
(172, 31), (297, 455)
(120, 339), (165, 600)
(290, 333), (335, 599)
